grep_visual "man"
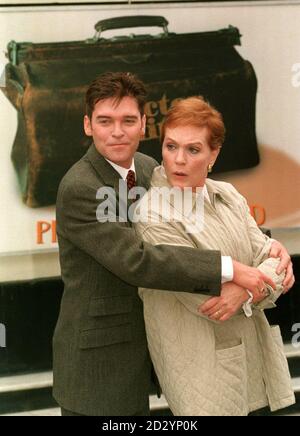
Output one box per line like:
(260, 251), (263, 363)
(53, 72), (294, 416)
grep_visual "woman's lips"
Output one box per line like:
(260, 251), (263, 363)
(173, 172), (188, 177)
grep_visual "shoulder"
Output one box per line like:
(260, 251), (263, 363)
(134, 152), (159, 187)
(134, 187), (159, 221)
(206, 179), (246, 203)
(57, 155), (100, 205)
(135, 152), (158, 169)
(133, 186), (168, 239)
(206, 178), (237, 193)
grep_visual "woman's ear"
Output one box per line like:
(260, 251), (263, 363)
(84, 115), (92, 136)
(211, 146), (221, 165)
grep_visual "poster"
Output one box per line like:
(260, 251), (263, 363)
(0, 1), (299, 283)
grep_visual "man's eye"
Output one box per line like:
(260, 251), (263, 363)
(98, 119), (110, 125)
(124, 119), (136, 125)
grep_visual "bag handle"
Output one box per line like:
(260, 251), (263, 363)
(94, 15), (169, 39)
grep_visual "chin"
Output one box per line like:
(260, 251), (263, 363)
(172, 183), (185, 190)
(111, 151), (131, 161)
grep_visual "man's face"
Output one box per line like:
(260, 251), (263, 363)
(84, 96), (146, 168)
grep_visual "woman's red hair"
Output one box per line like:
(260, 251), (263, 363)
(161, 96), (225, 150)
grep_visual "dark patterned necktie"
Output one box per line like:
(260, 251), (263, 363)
(126, 170), (136, 190)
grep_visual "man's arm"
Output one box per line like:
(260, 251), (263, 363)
(232, 260), (276, 301)
(57, 180), (221, 296)
(199, 282), (249, 322)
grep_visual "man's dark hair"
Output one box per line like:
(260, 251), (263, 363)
(85, 72), (147, 119)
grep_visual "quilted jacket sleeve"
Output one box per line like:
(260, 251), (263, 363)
(136, 222), (212, 316)
(234, 190), (273, 267)
(255, 258), (285, 310)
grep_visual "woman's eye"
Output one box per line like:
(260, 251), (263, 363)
(189, 147), (200, 155)
(166, 144), (176, 151)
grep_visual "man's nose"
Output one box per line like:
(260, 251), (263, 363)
(112, 123), (124, 137)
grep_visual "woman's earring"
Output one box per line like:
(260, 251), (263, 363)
(208, 163), (213, 173)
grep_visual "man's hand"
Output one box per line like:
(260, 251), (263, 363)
(199, 282), (249, 322)
(232, 260), (276, 301)
(269, 240), (295, 293)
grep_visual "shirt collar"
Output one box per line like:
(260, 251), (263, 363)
(205, 178), (232, 206)
(151, 165), (232, 208)
(105, 158), (136, 181)
(202, 184), (211, 204)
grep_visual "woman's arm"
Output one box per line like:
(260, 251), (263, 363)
(238, 194), (273, 267)
(269, 241), (295, 292)
(238, 191), (293, 289)
(255, 258), (285, 310)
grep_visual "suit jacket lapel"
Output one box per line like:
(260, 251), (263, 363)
(86, 144), (153, 192)
(134, 154), (152, 190)
(86, 144), (121, 191)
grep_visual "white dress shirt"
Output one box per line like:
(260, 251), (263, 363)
(105, 158), (136, 181)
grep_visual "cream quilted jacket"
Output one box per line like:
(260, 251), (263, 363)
(134, 166), (295, 416)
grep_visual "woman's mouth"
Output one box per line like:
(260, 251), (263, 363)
(174, 172), (188, 177)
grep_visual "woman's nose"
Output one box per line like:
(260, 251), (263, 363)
(175, 150), (186, 164)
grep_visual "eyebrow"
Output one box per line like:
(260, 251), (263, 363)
(165, 138), (204, 147)
(95, 116), (111, 120)
(186, 142), (204, 147)
(95, 115), (139, 120)
(123, 115), (139, 120)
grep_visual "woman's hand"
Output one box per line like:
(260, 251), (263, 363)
(269, 240), (295, 293)
(232, 260), (276, 301)
(199, 282), (249, 322)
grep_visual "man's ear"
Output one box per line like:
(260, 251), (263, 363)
(84, 115), (92, 136)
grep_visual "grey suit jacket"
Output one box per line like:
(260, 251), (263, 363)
(52, 144), (221, 415)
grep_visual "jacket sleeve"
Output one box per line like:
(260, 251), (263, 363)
(57, 180), (221, 296)
(254, 258), (285, 310)
(236, 190), (273, 267)
(136, 222), (214, 317)
(234, 191), (284, 310)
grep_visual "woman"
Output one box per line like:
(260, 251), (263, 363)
(134, 97), (295, 416)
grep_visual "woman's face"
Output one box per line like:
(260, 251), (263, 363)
(162, 125), (220, 190)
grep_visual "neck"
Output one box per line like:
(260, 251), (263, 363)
(108, 158), (133, 169)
